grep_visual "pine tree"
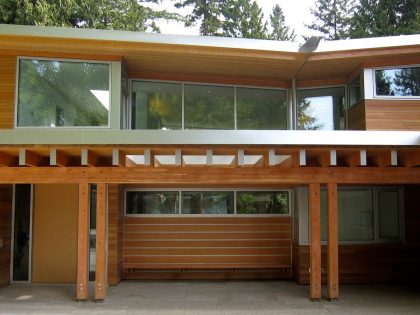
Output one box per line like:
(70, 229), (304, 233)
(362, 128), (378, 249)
(222, 0), (268, 39)
(350, 0), (420, 38)
(269, 4), (296, 41)
(306, 0), (355, 40)
(174, 0), (226, 36)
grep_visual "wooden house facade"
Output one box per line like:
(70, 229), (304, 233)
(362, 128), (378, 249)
(0, 25), (419, 301)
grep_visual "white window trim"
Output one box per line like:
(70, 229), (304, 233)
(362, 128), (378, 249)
(372, 64), (420, 100)
(14, 56), (113, 129)
(128, 78), (289, 131)
(124, 187), (292, 217)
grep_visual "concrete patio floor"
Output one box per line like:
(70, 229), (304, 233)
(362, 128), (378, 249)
(0, 281), (419, 315)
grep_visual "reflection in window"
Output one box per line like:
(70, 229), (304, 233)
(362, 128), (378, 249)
(13, 184), (31, 281)
(17, 59), (110, 127)
(321, 189), (374, 241)
(375, 67), (420, 96)
(349, 75), (362, 106)
(184, 84), (234, 129)
(182, 191), (234, 214)
(236, 88), (287, 130)
(131, 81), (182, 129)
(297, 87), (346, 130)
(378, 191), (400, 240)
(126, 191), (179, 214)
(237, 192), (288, 214)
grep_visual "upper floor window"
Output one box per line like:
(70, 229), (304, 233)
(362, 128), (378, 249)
(375, 66), (420, 97)
(17, 58), (110, 128)
(130, 80), (287, 130)
(349, 75), (362, 106)
(297, 87), (346, 130)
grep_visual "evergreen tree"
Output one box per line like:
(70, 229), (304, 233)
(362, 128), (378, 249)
(350, 0), (420, 38)
(306, 0), (355, 40)
(173, 0), (226, 36)
(0, 0), (180, 32)
(222, 0), (267, 39)
(269, 4), (296, 41)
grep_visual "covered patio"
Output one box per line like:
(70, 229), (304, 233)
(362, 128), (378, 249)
(1, 281), (420, 314)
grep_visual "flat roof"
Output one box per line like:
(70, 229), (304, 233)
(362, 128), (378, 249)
(0, 24), (419, 54)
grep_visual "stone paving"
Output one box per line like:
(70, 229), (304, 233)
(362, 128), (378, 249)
(0, 281), (419, 314)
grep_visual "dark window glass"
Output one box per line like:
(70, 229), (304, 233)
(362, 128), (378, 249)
(237, 192), (288, 214)
(297, 87), (346, 130)
(349, 75), (362, 106)
(375, 67), (420, 96)
(17, 59), (109, 127)
(126, 191), (179, 214)
(13, 184), (31, 281)
(378, 191), (400, 240)
(184, 84), (234, 129)
(236, 87), (287, 130)
(181, 191), (234, 214)
(131, 81), (182, 129)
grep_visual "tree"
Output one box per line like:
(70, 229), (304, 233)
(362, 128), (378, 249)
(222, 0), (267, 39)
(297, 99), (324, 130)
(173, 0), (226, 36)
(350, 0), (420, 38)
(306, 0), (355, 40)
(269, 4), (296, 41)
(0, 0), (180, 32)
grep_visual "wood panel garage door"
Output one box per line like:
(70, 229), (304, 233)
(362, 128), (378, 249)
(123, 216), (292, 280)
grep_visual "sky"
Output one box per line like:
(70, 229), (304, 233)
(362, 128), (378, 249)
(147, 0), (319, 42)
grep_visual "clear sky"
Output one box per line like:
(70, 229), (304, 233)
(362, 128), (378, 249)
(147, 0), (319, 42)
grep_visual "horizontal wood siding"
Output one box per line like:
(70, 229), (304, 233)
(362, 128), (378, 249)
(365, 99), (420, 130)
(0, 185), (12, 288)
(0, 55), (16, 129)
(348, 100), (366, 130)
(294, 185), (420, 284)
(123, 216), (292, 280)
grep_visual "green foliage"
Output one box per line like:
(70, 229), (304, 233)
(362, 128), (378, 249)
(307, 0), (355, 40)
(350, 0), (420, 38)
(269, 4), (296, 41)
(237, 192), (289, 214)
(222, 0), (267, 39)
(0, 0), (181, 32)
(297, 99), (323, 130)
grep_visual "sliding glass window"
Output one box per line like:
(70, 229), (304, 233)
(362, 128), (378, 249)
(297, 87), (346, 130)
(131, 81), (182, 129)
(375, 66), (420, 97)
(126, 190), (289, 215)
(17, 58), (110, 127)
(130, 81), (287, 130)
(236, 88), (287, 129)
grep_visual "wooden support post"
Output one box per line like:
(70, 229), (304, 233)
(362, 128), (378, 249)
(76, 183), (90, 301)
(327, 183), (339, 300)
(309, 183), (321, 301)
(95, 183), (107, 301)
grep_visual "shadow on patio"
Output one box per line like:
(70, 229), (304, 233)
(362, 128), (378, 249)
(1, 281), (420, 314)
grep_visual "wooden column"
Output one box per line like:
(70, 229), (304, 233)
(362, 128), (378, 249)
(309, 183), (321, 300)
(327, 183), (339, 300)
(95, 183), (107, 301)
(76, 183), (90, 300)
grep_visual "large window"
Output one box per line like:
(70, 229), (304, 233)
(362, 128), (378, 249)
(375, 66), (420, 97)
(131, 81), (182, 129)
(236, 88), (287, 130)
(17, 58), (110, 127)
(126, 190), (290, 215)
(321, 187), (402, 242)
(130, 80), (287, 130)
(349, 75), (362, 106)
(297, 87), (346, 130)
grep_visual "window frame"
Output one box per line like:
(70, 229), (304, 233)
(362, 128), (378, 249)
(124, 188), (292, 217)
(296, 84), (348, 131)
(15, 56), (113, 129)
(321, 186), (404, 245)
(128, 78), (288, 131)
(372, 64), (420, 100)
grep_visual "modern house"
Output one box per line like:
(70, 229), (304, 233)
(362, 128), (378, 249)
(0, 24), (419, 302)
